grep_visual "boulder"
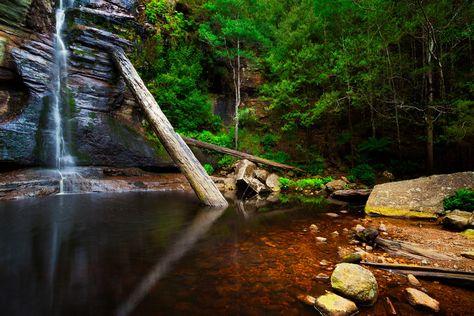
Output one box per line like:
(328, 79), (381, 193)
(442, 210), (473, 231)
(254, 168), (269, 182)
(331, 263), (378, 305)
(235, 159), (256, 181)
(331, 189), (371, 203)
(355, 228), (379, 244)
(265, 173), (281, 192)
(365, 172), (474, 218)
(326, 179), (347, 192)
(405, 288), (440, 312)
(315, 292), (358, 316)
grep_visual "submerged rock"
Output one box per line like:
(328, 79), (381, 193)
(297, 294), (316, 306)
(407, 274), (422, 287)
(253, 168), (269, 182)
(331, 263), (378, 305)
(406, 287), (440, 312)
(341, 252), (364, 263)
(365, 172), (474, 218)
(315, 292), (358, 316)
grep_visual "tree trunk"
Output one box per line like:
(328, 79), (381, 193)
(111, 47), (228, 208)
(426, 32), (435, 173)
(234, 39), (241, 150)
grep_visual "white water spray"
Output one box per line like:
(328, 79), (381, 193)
(52, 0), (75, 193)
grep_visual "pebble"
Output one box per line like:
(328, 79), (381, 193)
(365, 245), (373, 251)
(343, 228), (349, 233)
(382, 232), (389, 236)
(407, 274), (421, 287)
(355, 224), (366, 233)
(326, 213), (339, 218)
(379, 223), (387, 232)
(316, 237), (327, 242)
(315, 273), (329, 279)
(349, 240), (360, 245)
(331, 231), (339, 237)
(310, 224), (318, 233)
(340, 210), (348, 214)
(421, 259), (429, 266)
(320, 259), (331, 266)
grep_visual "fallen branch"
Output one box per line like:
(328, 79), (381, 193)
(361, 261), (474, 286)
(182, 136), (304, 172)
(375, 237), (457, 261)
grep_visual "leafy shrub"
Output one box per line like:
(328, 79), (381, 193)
(203, 163), (214, 175)
(238, 108), (258, 127)
(279, 177), (293, 190)
(187, 130), (233, 148)
(279, 176), (333, 190)
(349, 164), (376, 185)
(444, 188), (474, 211)
(217, 155), (237, 169)
(262, 151), (290, 164)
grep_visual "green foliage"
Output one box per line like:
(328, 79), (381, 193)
(203, 163), (215, 175)
(349, 164), (376, 185)
(444, 188), (474, 212)
(187, 130), (234, 148)
(279, 176), (333, 190)
(217, 155), (237, 169)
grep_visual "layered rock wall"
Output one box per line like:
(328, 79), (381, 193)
(0, 0), (173, 168)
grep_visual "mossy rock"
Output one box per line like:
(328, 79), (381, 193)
(331, 263), (378, 306)
(461, 229), (474, 239)
(0, 0), (32, 28)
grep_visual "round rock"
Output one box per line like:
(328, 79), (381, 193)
(330, 263), (378, 305)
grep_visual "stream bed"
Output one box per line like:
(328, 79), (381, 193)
(0, 192), (472, 315)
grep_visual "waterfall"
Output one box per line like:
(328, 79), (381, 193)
(52, 0), (76, 193)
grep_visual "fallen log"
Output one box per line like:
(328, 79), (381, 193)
(361, 261), (474, 286)
(375, 237), (457, 261)
(111, 47), (228, 207)
(361, 262), (474, 275)
(181, 136), (304, 172)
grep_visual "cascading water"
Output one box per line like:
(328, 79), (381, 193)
(52, 0), (76, 193)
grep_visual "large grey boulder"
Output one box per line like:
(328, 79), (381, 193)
(365, 172), (474, 218)
(331, 263), (378, 306)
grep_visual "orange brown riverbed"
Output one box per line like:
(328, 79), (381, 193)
(0, 191), (472, 315)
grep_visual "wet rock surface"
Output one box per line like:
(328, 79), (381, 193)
(0, 167), (191, 200)
(0, 0), (174, 168)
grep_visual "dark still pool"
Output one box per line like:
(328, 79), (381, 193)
(0, 192), (472, 316)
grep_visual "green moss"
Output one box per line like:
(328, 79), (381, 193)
(0, 37), (6, 65)
(0, 0), (32, 27)
(365, 205), (437, 219)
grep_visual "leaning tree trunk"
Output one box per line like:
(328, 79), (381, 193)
(111, 47), (228, 208)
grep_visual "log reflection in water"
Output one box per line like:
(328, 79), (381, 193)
(116, 206), (226, 316)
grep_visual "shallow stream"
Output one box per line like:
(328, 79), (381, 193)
(0, 192), (472, 315)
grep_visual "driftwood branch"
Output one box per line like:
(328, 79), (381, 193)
(361, 261), (474, 286)
(375, 237), (457, 261)
(182, 136), (304, 172)
(110, 47), (228, 207)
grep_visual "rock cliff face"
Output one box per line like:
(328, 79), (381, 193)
(0, 0), (174, 168)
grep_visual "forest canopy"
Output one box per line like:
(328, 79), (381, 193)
(133, 0), (474, 176)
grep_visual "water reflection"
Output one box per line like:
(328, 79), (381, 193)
(117, 206), (226, 316)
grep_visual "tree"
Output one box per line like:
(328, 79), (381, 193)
(198, 0), (266, 149)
